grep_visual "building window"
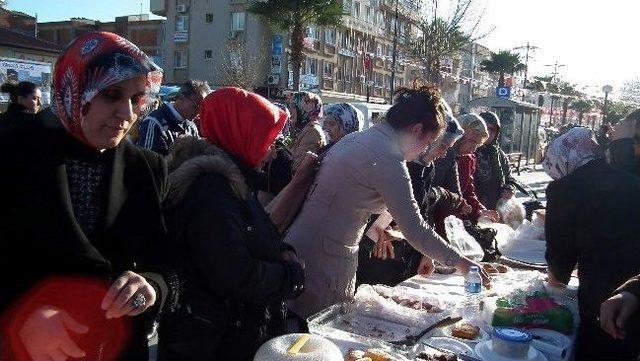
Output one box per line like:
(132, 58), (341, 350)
(176, 15), (189, 32)
(204, 50), (212, 59)
(305, 25), (318, 40)
(174, 50), (188, 68)
(323, 62), (334, 79)
(365, 5), (371, 21)
(341, 31), (352, 48)
(305, 58), (318, 76)
(354, 2), (360, 18)
(324, 28), (336, 44)
(231, 12), (246, 31)
(206, 13), (213, 23)
(343, 0), (352, 14)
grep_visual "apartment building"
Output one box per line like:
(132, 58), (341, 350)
(151, 0), (423, 103)
(38, 15), (166, 67)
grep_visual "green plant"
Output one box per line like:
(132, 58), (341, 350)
(249, 0), (344, 91)
(480, 50), (526, 87)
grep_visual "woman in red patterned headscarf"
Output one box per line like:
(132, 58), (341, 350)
(0, 32), (176, 361)
(160, 87), (307, 360)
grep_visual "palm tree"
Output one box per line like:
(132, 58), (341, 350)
(480, 50), (526, 87)
(413, 18), (471, 84)
(558, 82), (578, 123)
(570, 99), (594, 124)
(249, 0), (344, 91)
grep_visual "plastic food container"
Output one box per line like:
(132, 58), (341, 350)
(492, 328), (533, 358)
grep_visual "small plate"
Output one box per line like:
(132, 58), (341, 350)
(423, 336), (474, 355)
(475, 340), (548, 361)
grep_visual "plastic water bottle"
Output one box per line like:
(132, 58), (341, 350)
(464, 266), (482, 294)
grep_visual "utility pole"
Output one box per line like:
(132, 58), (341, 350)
(513, 42), (538, 101)
(544, 60), (566, 82)
(544, 60), (566, 125)
(389, 0), (399, 103)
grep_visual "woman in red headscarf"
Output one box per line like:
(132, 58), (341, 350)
(159, 87), (306, 361)
(0, 32), (176, 361)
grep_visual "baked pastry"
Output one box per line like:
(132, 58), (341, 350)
(481, 263), (499, 274)
(451, 323), (480, 340)
(495, 264), (509, 273)
(363, 349), (398, 361)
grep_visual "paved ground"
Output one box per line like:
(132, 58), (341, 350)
(513, 165), (552, 206)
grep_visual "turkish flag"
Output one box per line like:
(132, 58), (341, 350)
(363, 53), (372, 71)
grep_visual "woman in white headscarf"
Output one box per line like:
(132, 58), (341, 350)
(543, 127), (640, 361)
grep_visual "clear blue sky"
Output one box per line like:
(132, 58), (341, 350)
(6, 0), (164, 22)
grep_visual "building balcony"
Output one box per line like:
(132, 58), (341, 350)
(324, 43), (337, 55)
(150, 0), (167, 16)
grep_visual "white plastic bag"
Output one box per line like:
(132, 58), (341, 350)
(497, 196), (526, 230)
(444, 215), (484, 261)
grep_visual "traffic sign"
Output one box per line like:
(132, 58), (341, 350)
(496, 87), (511, 99)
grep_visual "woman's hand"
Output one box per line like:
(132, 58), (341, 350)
(600, 291), (639, 340)
(479, 209), (500, 222)
(292, 152), (320, 183)
(417, 256), (435, 277)
(19, 305), (88, 361)
(372, 229), (399, 260)
(459, 199), (472, 215)
(500, 188), (515, 200)
(101, 271), (156, 319)
(455, 257), (492, 289)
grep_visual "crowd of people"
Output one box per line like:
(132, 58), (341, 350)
(0, 31), (639, 361)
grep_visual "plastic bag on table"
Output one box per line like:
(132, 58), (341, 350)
(514, 219), (545, 241)
(497, 196), (526, 230)
(444, 215), (484, 261)
(477, 219), (516, 250)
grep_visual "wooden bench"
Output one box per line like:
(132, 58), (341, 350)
(507, 152), (523, 175)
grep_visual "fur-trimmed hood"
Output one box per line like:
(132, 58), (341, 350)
(167, 137), (250, 205)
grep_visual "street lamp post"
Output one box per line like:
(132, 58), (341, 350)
(602, 85), (613, 124)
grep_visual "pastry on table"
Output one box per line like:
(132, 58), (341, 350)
(363, 348), (398, 361)
(451, 323), (480, 340)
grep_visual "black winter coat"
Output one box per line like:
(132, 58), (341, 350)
(159, 138), (304, 361)
(545, 159), (640, 360)
(0, 103), (32, 132)
(0, 110), (175, 360)
(608, 138), (640, 177)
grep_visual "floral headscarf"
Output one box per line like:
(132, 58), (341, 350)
(543, 127), (600, 180)
(53, 31), (162, 147)
(272, 100), (292, 137)
(457, 113), (489, 139)
(323, 103), (364, 135)
(288, 91), (323, 130)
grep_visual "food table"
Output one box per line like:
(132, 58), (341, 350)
(307, 268), (579, 361)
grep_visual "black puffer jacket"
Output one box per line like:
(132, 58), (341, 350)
(159, 138), (304, 361)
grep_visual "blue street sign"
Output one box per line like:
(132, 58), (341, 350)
(272, 35), (283, 56)
(496, 87), (511, 99)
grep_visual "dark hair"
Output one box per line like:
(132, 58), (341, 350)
(1, 81), (39, 104)
(179, 79), (211, 98)
(386, 86), (445, 134)
(479, 111), (500, 128)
